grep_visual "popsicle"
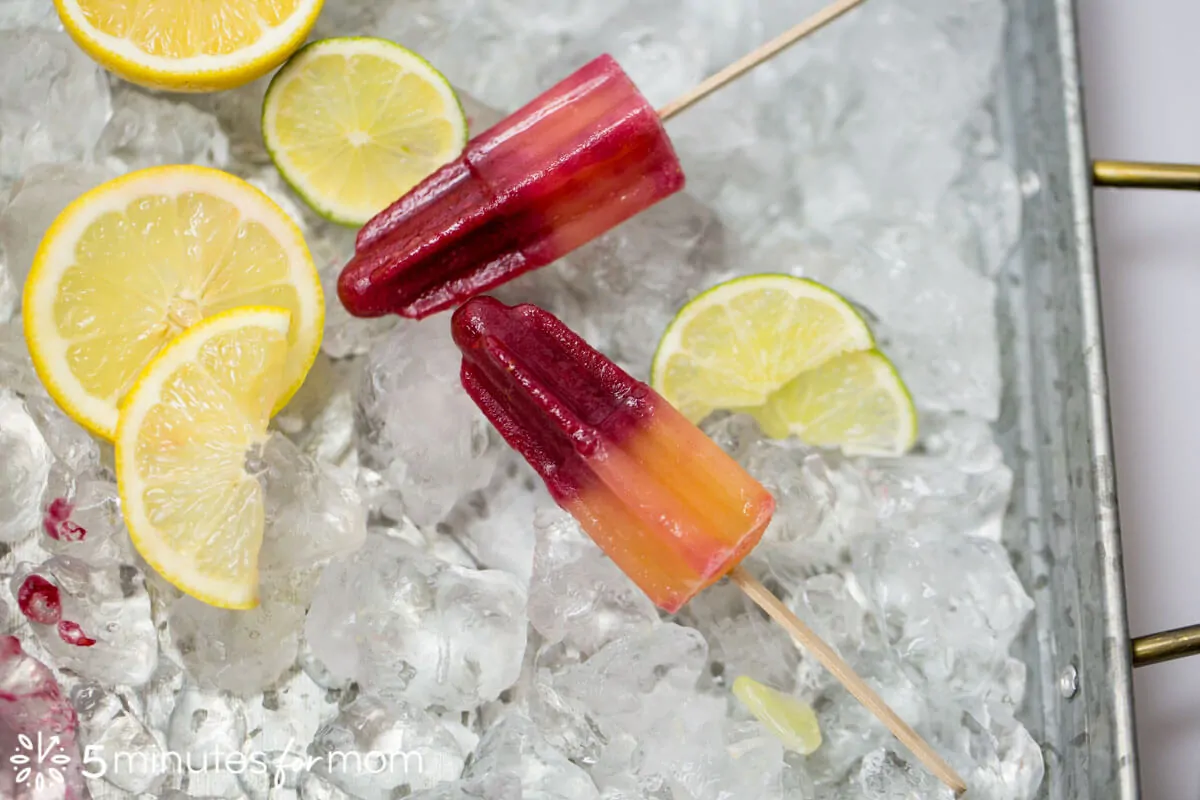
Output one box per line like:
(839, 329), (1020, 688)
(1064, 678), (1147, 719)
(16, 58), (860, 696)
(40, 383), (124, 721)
(340, 54), (683, 319)
(451, 296), (968, 795)
(339, 0), (868, 320)
(453, 296), (773, 611)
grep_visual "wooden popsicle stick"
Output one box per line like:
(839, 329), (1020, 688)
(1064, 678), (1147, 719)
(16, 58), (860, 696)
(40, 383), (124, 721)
(657, 0), (870, 121)
(730, 565), (968, 795)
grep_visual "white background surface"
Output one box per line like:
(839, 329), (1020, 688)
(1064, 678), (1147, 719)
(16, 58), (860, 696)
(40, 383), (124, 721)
(1076, 3), (1200, 798)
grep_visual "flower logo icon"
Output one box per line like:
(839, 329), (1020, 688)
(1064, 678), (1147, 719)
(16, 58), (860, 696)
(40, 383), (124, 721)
(10, 732), (71, 789)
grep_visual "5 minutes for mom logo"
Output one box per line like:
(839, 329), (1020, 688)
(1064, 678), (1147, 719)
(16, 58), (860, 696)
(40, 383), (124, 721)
(10, 732), (72, 790)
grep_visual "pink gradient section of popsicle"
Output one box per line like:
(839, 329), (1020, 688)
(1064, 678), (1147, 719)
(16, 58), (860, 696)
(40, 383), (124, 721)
(339, 55), (686, 320)
(452, 297), (774, 613)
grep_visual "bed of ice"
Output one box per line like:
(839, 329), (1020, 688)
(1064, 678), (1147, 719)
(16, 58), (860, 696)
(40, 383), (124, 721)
(0, 0), (1040, 798)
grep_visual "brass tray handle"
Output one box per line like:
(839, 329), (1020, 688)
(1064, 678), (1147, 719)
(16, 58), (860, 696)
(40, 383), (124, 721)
(1088, 160), (1200, 668)
(1131, 626), (1200, 668)
(1093, 160), (1200, 190)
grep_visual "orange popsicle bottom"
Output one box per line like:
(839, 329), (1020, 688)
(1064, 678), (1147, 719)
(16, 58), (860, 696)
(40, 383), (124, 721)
(563, 400), (775, 613)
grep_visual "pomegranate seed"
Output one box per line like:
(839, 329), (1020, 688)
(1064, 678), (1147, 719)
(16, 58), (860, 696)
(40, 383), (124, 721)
(46, 498), (72, 522)
(57, 621), (96, 647)
(17, 576), (62, 625)
(43, 499), (87, 542)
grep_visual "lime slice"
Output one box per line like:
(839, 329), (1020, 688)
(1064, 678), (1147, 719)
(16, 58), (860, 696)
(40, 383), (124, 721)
(262, 37), (468, 226)
(732, 676), (823, 755)
(750, 350), (917, 456)
(650, 274), (916, 456)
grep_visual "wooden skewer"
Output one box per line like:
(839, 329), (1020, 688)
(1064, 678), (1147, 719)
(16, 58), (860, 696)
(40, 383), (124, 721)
(731, 566), (968, 795)
(657, 0), (870, 121)
(653, 0), (963, 790)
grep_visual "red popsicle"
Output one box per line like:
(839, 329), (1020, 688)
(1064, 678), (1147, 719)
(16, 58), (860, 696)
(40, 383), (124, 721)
(452, 296), (773, 612)
(340, 55), (685, 319)
(339, 0), (872, 320)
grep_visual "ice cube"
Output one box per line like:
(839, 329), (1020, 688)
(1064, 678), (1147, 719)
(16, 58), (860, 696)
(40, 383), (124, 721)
(356, 317), (500, 527)
(527, 510), (659, 656)
(11, 557), (158, 686)
(958, 722), (1043, 800)
(796, 220), (1002, 420)
(0, 323), (41, 398)
(239, 667), (342, 794)
(0, 390), (52, 543)
(0, 0), (61, 30)
(305, 537), (527, 711)
(407, 775), (522, 800)
(40, 479), (137, 565)
(854, 526), (1034, 702)
(95, 86), (230, 173)
(72, 682), (166, 794)
(0, 636), (85, 799)
(550, 624), (708, 739)
(309, 694), (467, 798)
(299, 772), (353, 800)
(854, 414), (1013, 541)
(253, 434), (367, 574)
(0, 32), (111, 181)
(463, 712), (599, 800)
(166, 686), (246, 772)
(168, 569), (316, 696)
(855, 748), (952, 800)
(560, 193), (729, 375)
(444, 453), (550, 588)
(680, 581), (798, 692)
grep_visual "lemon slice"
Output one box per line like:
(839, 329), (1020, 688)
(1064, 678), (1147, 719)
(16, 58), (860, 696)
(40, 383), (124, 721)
(24, 165), (323, 440)
(732, 676), (823, 755)
(116, 307), (291, 609)
(54, 0), (323, 92)
(650, 274), (917, 456)
(262, 37), (468, 226)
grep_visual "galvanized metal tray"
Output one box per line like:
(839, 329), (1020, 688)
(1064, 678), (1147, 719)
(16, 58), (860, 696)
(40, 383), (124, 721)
(998, 1), (1138, 797)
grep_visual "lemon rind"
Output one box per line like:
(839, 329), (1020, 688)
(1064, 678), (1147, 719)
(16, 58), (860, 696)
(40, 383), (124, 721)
(115, 306), (291, 610)
(54, 0), (324, 92)
(23, 165), (323, 440)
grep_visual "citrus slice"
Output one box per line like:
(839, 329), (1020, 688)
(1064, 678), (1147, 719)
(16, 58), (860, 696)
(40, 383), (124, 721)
(262, 37), (468, 226)
(650, 274), (916, 456)
(749, 350), (918, 456)
(53, 0), (324, 92)
(24, 165), (323, 440)
(732, 676), (823, 755)
(116, 306), (291, 609)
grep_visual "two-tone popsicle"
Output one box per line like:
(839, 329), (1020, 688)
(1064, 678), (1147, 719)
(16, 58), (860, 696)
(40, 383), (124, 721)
(450, 297), (968, 794)
(339, 0), (869, 320)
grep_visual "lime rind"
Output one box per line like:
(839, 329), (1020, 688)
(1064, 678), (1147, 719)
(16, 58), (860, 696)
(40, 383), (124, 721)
(732, 675), (823, 755)
(650, 273), (917, 457)
(262, 36), (469, 227)
(750, 349), (918, 456)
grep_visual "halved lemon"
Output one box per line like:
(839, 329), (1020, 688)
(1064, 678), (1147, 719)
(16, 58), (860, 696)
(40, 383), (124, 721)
(53, 0), (324, 92)
(24, 165), (323, 440)
(116, 307), (291, 609)
(651, 274), (917, 456)
(262, 37), (468, 226)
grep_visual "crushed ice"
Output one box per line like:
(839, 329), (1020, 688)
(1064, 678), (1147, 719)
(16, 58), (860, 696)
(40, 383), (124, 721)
(0, 0), (1039, 798)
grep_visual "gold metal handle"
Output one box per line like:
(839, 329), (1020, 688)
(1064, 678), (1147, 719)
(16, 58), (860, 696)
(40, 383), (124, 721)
(1132, 625), (1200, 667)
(1093, 160), (1200, 190)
